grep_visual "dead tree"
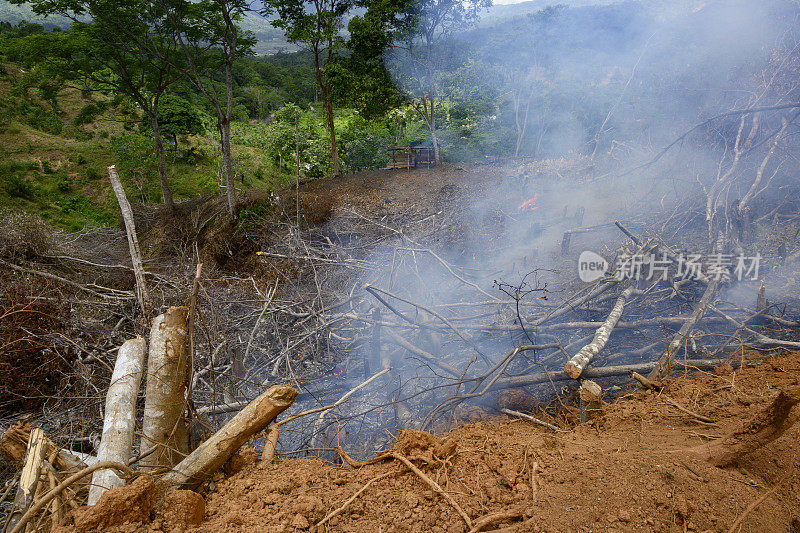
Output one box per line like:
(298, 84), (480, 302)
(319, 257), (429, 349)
(88, 336), (147, 505)
(141, 307), (190, 471)
(108, 165), (150, 316)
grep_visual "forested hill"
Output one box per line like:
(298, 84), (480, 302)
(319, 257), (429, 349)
(0, 0), (295, 54)
(0, 0), (798, 229)
(0, 0), (73, 29)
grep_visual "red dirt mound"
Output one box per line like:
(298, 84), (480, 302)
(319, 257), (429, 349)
(75, 351), (800, 532)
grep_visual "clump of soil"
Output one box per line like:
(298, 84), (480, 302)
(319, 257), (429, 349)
(57, 475), (156, 532)
(85, 350), (800, 533)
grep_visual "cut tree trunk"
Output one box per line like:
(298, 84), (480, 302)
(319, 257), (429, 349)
(88, 336), (146, 505)
(565, 286), (637, 378)
(108, 165), (151, 317)
(579, 380), (603, 422)
(687, 386), (800, 467)
(141, 307), (190, 472)
(1, 422), (94, 472)
(260, 425), (279, 464)
(5, 427), (46, 531)
(160, 384), (297, 489)
(648, 279), (720, 381)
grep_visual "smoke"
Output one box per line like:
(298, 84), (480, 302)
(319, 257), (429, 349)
(273, 1), (800, 455)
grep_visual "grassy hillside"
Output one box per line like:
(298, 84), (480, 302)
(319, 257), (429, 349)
(0, 62), (293, 231)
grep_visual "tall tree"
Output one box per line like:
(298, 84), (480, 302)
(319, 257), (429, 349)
(332, 0), (408, 120)
(159, 0), (255, 217)
(264, 0), (354, 176)
(15, 0), (183, 211)
(386, 0), (490, 162)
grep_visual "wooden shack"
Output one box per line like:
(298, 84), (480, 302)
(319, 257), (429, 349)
(386, 142), (436, 169)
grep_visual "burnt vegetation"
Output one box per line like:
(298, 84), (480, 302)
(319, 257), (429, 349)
(0, 0), (799, 530)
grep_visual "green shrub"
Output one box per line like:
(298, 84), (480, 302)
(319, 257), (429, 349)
(56, 178), (71, 192)
(85, 167), (101, 181)
(41, 160), (53, 174)
(73, 103), (101, 126)
(4, 174), (34, 199)
(75, 153), (87, 165)
(253, 166), (266, 182)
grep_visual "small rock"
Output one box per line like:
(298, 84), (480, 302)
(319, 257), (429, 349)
(405, 493), (420, 508)
(617, 509), (631, 523)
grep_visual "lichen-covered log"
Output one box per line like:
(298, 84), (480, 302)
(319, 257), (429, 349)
(160, 384), (297, 489)
(565, 286), (637, 378)
(141, 307), (189, 471)
(88, 336), (146, 505)
(688, 386), (800, 467)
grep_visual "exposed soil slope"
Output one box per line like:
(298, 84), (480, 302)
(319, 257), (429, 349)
(71, 350), (800, 533)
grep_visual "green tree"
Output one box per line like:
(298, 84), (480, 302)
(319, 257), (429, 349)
(387, 0), (491, 162)
(330, 5), (406, 120)
(13, 0), (184, 211)
(159, 0), (256, 217)
(263, 0), (355, 176)
(154, 93), (206, 146)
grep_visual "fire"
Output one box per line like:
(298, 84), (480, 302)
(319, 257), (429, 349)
(518, 193), (539, 212)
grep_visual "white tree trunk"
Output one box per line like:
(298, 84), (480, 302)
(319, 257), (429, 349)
(141, 307), (190, 471)
(108, 165), (151, 316)
(88, 336), (146, 505)
(564, 286), (637, 378)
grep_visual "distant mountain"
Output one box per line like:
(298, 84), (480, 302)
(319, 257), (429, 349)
(0, 1), (294, 55)
(0, 0), (75, 28)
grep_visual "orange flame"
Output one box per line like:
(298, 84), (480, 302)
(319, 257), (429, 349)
(518, 193), (539, 212)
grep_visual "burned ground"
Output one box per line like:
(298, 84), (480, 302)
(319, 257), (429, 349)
(1, 161), (799, 531)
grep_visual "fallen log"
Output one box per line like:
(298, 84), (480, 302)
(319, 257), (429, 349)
(160, 384), (297, 489)
(108, 165), (150, 316)
(565, 286), (638, 378)
(687, 386), (800, 467)
(498, 358), (737, 389)
(88, 336), (146, 505)
(5, 427), (46, 531)
(648, 279), (720, 381)
(141, 307), (190, 471)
